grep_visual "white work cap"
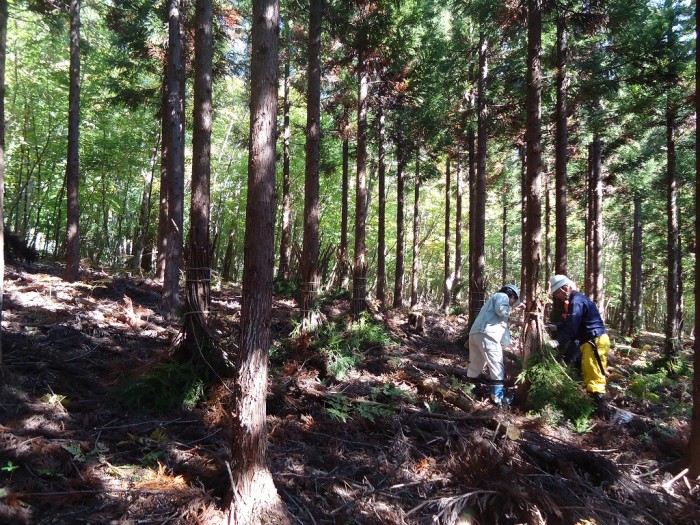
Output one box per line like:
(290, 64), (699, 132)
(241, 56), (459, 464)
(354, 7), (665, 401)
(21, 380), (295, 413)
(549, 274), (570, 295)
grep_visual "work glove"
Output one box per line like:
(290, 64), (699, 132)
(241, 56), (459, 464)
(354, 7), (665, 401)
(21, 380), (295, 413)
(544, 323), (557, 334)
(547, 339), (559, 349)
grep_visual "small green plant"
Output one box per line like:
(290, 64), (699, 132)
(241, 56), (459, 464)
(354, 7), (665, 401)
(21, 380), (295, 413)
(450, 376), (475, 396)
(1, 461), (19, 473)
(370, 382), (412, 403)
(628, 367), (675, 404)
(315, 313), (395, 380)
(519, 353), (594, 426)
(325, 394), (353, 422)
(114, 361), (207, 411)
(324, 393), (394, 423)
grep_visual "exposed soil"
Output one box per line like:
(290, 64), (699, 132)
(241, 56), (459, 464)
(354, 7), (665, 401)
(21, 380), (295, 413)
(0, 263), (698, 525)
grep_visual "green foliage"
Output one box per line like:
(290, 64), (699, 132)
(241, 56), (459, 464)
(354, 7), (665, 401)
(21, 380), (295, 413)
(315, 313), (395, 380)
(114, 361), (207, 412)
(627, 367), (673, 404)
(324, 392), (394, 423)
(1, 461), (19, 473)
(519, 353), (595, 428)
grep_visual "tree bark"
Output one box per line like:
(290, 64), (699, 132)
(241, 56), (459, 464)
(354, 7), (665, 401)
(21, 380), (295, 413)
(132, 133), (160, 274)
(301, 0), (322, 328)
(277, 26), (292, 282)
(410, 151), (420, 308)
(156, 65), (169, 282)
(524, 0), (542, 305)
(337, 105), (350, 290)
(628, 196), (643, 344)
(162, 0), (185, 319)
(665, 101), (682, 359)
(393, 147), (406, 308)
(688, 0), (700, 476)
(591, 135), (604, 316)
(351, 48), (368, 317)
(452, 157), (463, 303)
(229, 0), (290, 522)
(184, 0), (213, 358)
(469, 33), (487, 326)
(376, 107), (387, 309)
(63, 0), (81, 282)
(554, 13), (568, 275)
(0, 0), (6, 379)
(442, 156), (451, 310)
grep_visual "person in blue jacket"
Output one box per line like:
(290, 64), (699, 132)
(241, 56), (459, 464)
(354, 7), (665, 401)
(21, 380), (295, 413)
(546, 274), (610, 415)
(467, 284), (523, 405)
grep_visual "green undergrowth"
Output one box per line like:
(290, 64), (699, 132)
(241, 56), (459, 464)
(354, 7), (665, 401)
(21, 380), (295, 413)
(626, 353), (692, 417)
(316, 312), (396, 380)
(519, 352), (595, 431)
(113, 361), (208, 412)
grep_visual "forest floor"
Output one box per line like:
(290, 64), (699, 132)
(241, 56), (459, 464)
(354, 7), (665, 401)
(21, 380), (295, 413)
(0, 262), (698, 525)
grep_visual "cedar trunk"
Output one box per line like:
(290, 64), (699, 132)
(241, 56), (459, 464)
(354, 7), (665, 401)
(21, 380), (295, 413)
(184, 0), (213, 356)
(377, 108), (387, 309)
(64, 0), (81, 283)
(442, 157), (451, 310)
(277, 30), (292, 282)
(162, 0), (185, 319)
(301, 0), (322, 326)
(393, 149), (406, 308)
(665, 103), (682, 359)
(628, 196), (643, 343)
(352, 49), (368, 317)
(554, 14), (568, 275)
(0, 0), (6, 377)
(410, 152), (420, 308)
(229, 0), (289, 522)
(524, 0), (542, 304)
(452, 158), (463, 303)
(688, 0), (700, 476)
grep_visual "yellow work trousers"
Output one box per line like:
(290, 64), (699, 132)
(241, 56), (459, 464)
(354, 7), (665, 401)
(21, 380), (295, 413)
(581, 334), (610, 395)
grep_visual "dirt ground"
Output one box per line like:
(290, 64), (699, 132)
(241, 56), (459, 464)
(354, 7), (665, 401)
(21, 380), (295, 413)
(0, 263), (698, 525)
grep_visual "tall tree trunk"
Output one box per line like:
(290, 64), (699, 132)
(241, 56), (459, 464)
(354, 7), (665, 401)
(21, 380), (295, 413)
(544, 169), (551, 287)
(688, 0), (700, 476)
(519, 144), (527, 301)
(277, 24), (292, 282)
(352, 49), (368, 317)
(442, 156), (451, 310)
(502, 187), (507, 284)
(376, 108), (387, 309)
(665, 101), (682, 359)
(63, 0), (81, 282)
(229, 0), (289, 522)
(337, 105), (350, 290)
(162, 0), (185, 319)
(156, 66), (169, 282)
(410, 151), (420, 308)
(591, 135), (604, 315)
(468, 33), (487, 326)
(524, 0), (542, 304)
(184, 0), (213, 359)
(628, 195), (643, 344)
(393, 147), (406, 308)
(452, 157), (463, 303)
(467, 126), (478, 324)
(0, 0), (6, 379)
(585, 145), (593, 295)
(619, 218), (628, 334)
(301, 0), (322, 328)
(554, 13), (568, 275)
(131, 133), (160, 274)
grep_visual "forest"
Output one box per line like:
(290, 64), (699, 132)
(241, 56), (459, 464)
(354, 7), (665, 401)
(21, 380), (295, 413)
(0, 0), (699, 524)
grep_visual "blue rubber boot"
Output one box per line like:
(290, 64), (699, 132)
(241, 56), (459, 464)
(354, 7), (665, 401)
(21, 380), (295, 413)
(490, 385), (504, 405)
